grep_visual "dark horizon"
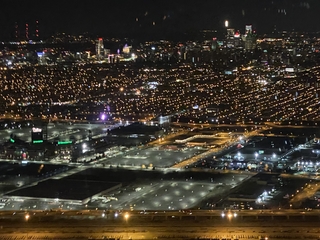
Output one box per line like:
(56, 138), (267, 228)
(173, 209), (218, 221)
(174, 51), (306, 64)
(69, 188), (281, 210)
(1, 0), (320, 40)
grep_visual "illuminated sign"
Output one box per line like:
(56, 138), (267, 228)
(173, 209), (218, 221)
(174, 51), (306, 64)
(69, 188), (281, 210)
(32, 127), (42, 133)
(33, 140), (43, 144)
(58, 141), (73, 145)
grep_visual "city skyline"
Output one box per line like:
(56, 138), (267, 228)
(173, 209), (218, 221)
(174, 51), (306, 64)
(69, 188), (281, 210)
(2, 2), (320, 240)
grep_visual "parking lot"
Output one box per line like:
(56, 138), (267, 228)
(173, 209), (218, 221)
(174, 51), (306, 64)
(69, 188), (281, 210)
(89, 173), (250, 211)
(102, 147), (204, 168)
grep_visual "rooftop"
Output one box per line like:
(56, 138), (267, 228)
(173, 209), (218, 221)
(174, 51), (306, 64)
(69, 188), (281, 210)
(7, 179), (121, 201)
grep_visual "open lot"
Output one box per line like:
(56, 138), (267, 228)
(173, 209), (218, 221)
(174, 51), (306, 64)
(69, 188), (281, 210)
(101, 147), (204, 168)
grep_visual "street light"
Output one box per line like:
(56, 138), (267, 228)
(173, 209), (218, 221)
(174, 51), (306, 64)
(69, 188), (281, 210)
(222, 211), (238, 219)
(25, 214), (30, 221)
(124, 212), (129, 222)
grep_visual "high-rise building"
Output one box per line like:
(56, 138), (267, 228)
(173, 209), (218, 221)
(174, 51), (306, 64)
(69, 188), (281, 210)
(96, 38), (104, 60)
(245, 25), (253, 35)
(243, 32), (257, 51)
(226, 28), (237, 48)
(227, 28), (235, 37)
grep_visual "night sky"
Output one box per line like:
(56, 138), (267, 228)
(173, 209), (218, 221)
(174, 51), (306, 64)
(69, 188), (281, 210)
(1, 0), (320, 40)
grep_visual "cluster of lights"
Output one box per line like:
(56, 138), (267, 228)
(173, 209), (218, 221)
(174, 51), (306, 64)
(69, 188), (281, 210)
(297, 161), (320, 166)
(1, 40), (320, 123)
(221, 211), (237, 219)
(101, 211), (122, 219)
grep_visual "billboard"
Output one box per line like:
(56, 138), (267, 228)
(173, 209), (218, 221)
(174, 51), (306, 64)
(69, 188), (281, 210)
(32, 127), (43, 144)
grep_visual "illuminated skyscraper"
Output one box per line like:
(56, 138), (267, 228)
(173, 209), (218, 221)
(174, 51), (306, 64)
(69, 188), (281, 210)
(227, 28), (235, 37)
(245, 25), (252, 35)
(243, 32), (257, 51)
(96, 38), (104, 60)
(226, 29), (236, 48)
(242, 24), (256, 50)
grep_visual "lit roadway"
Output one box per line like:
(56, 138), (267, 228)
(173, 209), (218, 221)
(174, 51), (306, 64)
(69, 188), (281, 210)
(1, 210), (320, 239)
(0, 209), (319, 219)
(171, 129), (263, 169)
(172, 122), (320, 132)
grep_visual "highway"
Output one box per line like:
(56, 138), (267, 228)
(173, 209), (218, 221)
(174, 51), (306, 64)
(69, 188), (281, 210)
(0, 211), (320, 240)
(0, 209), (320, 220)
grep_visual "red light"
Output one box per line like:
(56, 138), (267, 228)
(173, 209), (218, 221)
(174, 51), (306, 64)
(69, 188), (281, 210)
(99, 38), (103, 41)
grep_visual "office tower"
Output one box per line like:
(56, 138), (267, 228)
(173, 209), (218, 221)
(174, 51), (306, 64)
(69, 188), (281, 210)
(226, 29), (236, 48)
(245, 25), (253, 35)
(244, 32), (257, 51)
(227, 28), (235, 37)
(96, 38), (104, 60)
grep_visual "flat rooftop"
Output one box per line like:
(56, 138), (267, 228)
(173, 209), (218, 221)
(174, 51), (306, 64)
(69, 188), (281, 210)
(6, 179), (121, 201)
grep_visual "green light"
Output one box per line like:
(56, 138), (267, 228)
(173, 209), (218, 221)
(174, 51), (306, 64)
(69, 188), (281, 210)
(58, 141), (73, 145)
(33, 140), (43, 144)
(10, 138), (15, 143)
